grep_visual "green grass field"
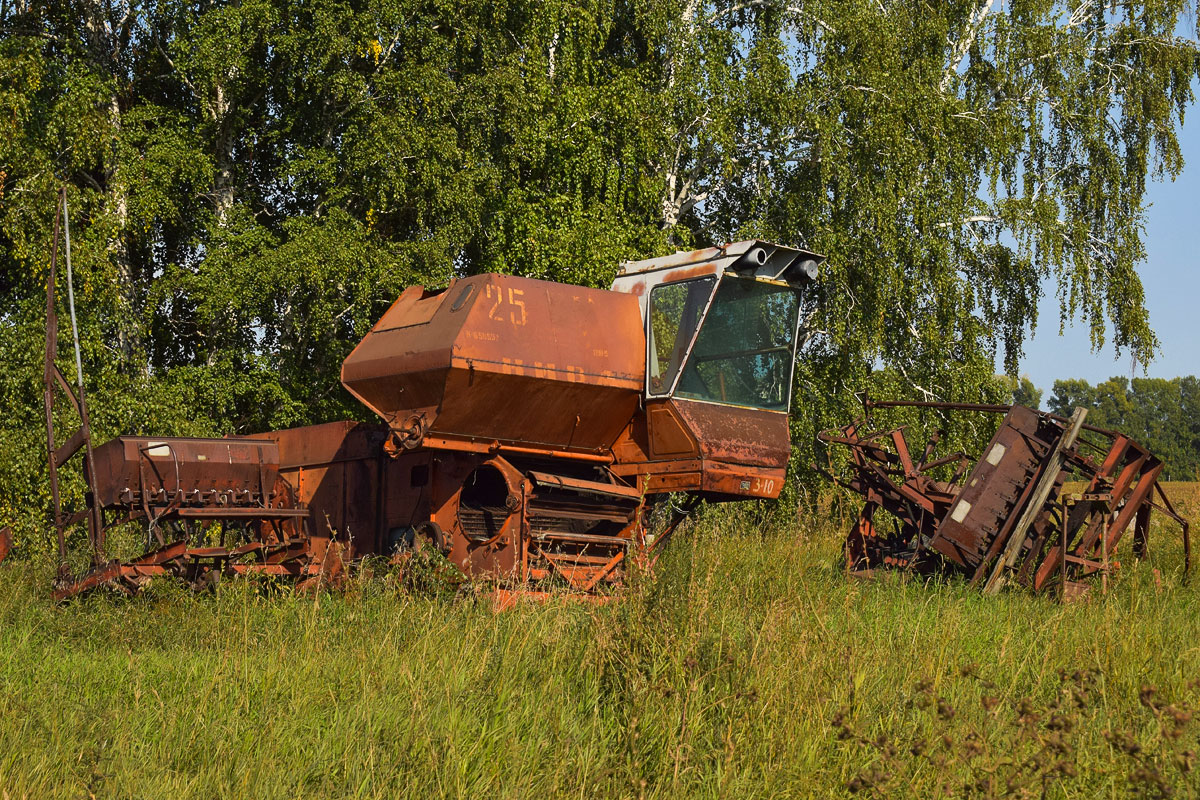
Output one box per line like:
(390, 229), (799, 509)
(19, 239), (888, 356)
(1, 490), (1198, 799)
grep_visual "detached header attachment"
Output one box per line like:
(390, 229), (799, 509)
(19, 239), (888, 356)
(50, 435), (328, 600)
(818, 401), (1190, 599)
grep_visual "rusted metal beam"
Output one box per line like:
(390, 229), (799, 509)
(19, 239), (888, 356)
(864, 398), (1122, 438)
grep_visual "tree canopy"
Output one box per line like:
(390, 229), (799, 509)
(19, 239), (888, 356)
(1004, 374), (1044, 410)
(2, 0), (1198, 535)
(1049, 375), (1200, 480)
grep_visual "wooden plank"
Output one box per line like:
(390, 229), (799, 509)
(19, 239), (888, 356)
(983, 407), (1087, 595)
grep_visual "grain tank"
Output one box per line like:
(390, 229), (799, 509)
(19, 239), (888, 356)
(340, 274), (646, 457)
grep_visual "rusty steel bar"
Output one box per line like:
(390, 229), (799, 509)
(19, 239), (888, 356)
(1151, 482), (1191, 574)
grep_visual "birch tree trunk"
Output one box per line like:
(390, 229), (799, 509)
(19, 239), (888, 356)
(659, 0), (704, 232)
(85, 1), (141, 370)
(212, 81), (236, 227)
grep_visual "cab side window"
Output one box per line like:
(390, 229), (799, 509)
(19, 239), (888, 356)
(647, 278), (715, 395)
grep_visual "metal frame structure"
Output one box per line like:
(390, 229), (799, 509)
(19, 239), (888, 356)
(819, 399), (1190, 596)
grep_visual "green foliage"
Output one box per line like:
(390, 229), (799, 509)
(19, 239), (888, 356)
(2, 1), (1198, 541)
(1049, 375), (1200, 480)
(999, 373), (1045, 409)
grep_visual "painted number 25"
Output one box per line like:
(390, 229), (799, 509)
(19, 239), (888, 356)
(485, 285), (527, 326)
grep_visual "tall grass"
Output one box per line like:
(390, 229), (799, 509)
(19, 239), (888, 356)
(0, 495), (1197, 799)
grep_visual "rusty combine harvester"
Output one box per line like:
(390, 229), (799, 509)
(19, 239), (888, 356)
(820, 400), (1191, 597)
(43, 190), (822, 599)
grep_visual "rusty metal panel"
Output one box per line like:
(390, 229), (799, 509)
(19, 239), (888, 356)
(341, 273), (645, 454)
(255, 421), (393, 553)
(930, 406), (1046, 567)
(671, 399), (790, 468)
(436, 369), (639, 453)
(342, 456), (379, 551)
(647, 402), (699, 458)
(254, 421), (387, 469)
(300, 465), (339, 535)
(87, 436), (278, 509)
(700, 463), (787, 499)
(617, 245), (729, 276)
(643, 471), (702, 492)
(610, 413), (651, 463)
(382, 454), (430, 536)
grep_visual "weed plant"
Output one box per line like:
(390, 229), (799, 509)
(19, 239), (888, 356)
(0, 492), (1197, 799)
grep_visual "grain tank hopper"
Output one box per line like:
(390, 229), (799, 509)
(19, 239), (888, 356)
(43, 235), (821, 598)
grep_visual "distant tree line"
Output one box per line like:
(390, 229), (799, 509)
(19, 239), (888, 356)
(1040, 377), (1200, 481)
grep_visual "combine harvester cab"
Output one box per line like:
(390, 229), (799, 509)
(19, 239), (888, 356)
(46, 239), (821, 598)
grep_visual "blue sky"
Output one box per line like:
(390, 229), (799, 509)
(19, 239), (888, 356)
(1014, 93), (1199, 399)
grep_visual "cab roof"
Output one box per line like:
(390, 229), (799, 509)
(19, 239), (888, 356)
(617, 240), (823, 285)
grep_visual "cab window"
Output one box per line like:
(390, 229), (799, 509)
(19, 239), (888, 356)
(674, 278), (800, 411)
(647, 278), (716, 395)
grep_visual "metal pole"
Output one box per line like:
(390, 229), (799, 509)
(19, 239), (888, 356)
(62, 195), (85, 396)
(61, 193), (105, 560)
(45, 194), (66, 560)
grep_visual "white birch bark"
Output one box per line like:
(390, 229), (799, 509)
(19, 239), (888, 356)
(941, 0), (994, 93)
